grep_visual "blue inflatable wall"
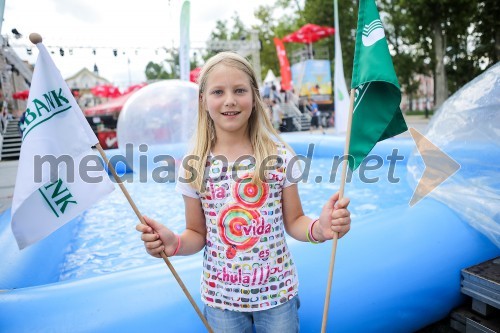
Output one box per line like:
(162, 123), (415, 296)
(0, 136), (498, 333)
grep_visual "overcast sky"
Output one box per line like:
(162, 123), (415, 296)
(3, 0), (273, 88)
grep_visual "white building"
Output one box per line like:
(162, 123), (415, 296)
(401, 74), (435, 112)
(65, 68), (110, 109)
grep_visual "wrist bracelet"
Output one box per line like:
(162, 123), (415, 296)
(171, 234), (181, 256)
(307, 219), (323, 244)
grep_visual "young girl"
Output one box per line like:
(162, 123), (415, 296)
(136, 52), (351, 332)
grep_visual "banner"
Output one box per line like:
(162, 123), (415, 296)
(180, 1), (191, 81)
(11, 42), (114, 249)
(334, 0), (349, 133)
(349, 0), (408, 170)
(291, 60), (332, 103)
(273, 38), (292, 91)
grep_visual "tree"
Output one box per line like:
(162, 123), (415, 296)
(145, 61), (173, 80)
(472, 0), (500, 68)
(384, 0), (481, 108)
(230, 12), (248, 40)
(380, 0), (425, 111)
(253, 4), (300, 80)
(302, 0), (358, 87)
(251, 0), (359, 86)
(202, 13), (250, 61)
(203, 19), (230, 60)
(145, 44), (201, 81)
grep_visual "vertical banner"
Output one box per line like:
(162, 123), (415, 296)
(0, 0), (5, 34)
(273, 38), (292, 91)
(334, 0), (349, 133)
(179, 1), (190, 81)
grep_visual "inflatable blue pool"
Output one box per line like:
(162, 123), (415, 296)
(0, 133), (498, 333)
(1, 64), (499, 332)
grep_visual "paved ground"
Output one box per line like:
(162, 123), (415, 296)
(0, 114), (431, 214)
(308, 113), (431, 137)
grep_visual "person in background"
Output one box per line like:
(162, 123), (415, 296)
(18, 111), (26, 137)
(308, 99), (324, 134)
(0, 101), (7, 132)
(263, 82), (271, 99)
(270, 83), (280, 103)
(271, 99), (283, 132)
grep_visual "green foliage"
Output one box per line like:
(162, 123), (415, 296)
(335, 0), (359, 86)
(250, 0), (359, 84)
(230, 13), (248, 40)
(145, 48), (199, 81)
(252, 5), (300, 80)
(202, 13), (251, 61)
(472, 0), (500, 68)
(146, 0), (496, 96)
(145, 61), (173, 80)
(380, 0), (425, 100)
(203, 19), (230, 60)
(381, 0), (493, 99)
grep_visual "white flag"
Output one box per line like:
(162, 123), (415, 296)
(334, 0), (349, 133)
(11, 42), (114, 249)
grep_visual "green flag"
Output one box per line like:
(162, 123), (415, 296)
(349, 0), (408, 170)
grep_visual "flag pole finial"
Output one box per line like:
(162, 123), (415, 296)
(29, 33), (43, 44)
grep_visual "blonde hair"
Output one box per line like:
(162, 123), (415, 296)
(187, 51), (293, 192)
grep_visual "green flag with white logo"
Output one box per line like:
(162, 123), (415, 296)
(349, 0), (408, 170)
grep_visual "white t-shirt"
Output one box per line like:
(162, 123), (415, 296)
(175, 144), (302, 312)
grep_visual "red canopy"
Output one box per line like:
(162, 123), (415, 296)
(12, 90), (29, 100)
(91, 84), (122, 98)
(123, 83), (147, 95)
(84, 91), (135, 117)
(85, 84), (147, 116)
(190, 67), (202, 83)
(282, 24), (335, 44)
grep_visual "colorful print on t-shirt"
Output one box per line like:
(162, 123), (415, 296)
(176, 144), (301, 312)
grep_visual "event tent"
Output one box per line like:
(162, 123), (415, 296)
(84, 91), (135, 117)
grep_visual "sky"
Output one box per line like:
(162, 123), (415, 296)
(2, 0), (272, 89)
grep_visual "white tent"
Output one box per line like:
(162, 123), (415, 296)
(263, 69), (281, 93)
(264, 69), (277, 83)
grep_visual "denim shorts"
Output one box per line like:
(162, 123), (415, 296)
(203, 295), (301, 333)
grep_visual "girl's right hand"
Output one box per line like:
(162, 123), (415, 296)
(135, 216), (177, 258)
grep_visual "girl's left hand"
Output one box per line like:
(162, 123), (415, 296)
(317, 192), (351, 240)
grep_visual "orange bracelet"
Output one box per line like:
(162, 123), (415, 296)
(171, 234), (181, 256)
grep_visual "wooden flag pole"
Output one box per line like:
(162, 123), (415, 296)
(28, 31), (212, 331)
(321, 89), (355, 333)
(95, 144), (213, 333)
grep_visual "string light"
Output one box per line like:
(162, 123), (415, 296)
(8, 41), (208, 53)
(11, 28), (22, 39)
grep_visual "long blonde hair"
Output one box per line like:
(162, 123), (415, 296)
(187, 51), (293, 192)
